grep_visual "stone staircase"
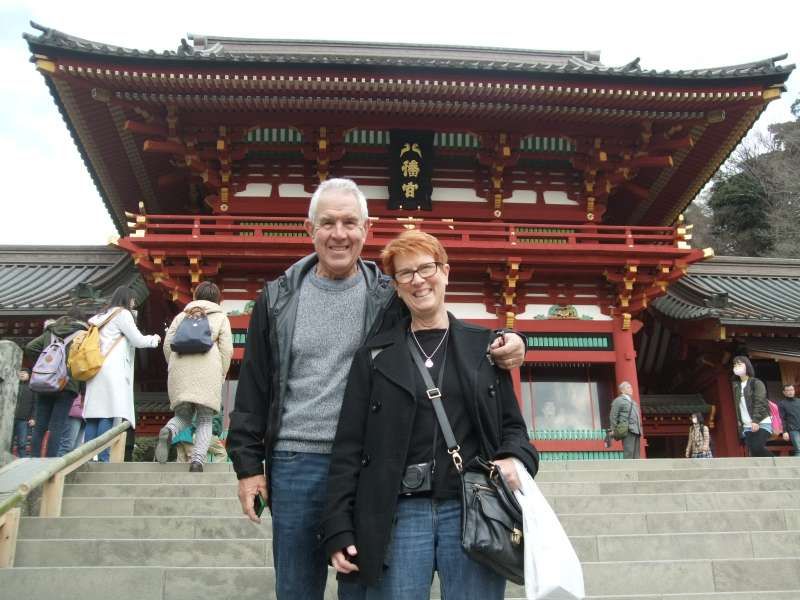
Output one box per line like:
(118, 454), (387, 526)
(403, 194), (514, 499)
(3, 457), (800, 599)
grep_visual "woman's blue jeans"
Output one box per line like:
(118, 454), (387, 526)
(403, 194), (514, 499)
(31, 391), (74, 457)
(12, 419), (30, 457)
(84, 418), (114, 461)
(364, 496), (505, 600)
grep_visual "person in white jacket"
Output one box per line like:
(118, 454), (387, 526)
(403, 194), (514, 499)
(83, 286), (161, 461)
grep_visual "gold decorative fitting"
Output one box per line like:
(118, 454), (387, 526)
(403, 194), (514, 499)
(703, 247), (716, 258)
(493, 209), (502, 218)
(35, 59), (56, 73)
(586, 213), (594, 221)
(219, 203), (229, 212)
(762, 88), (781, 101)
(90, 88), (111, 103)
(677, 241), (691, 250)
(706, 110), (726, 124)
(622, 313), (632, 330)
(719, 326), (727, 341)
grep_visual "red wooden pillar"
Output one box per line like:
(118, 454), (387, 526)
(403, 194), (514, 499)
(511, 367), (523, 411)
(612, 316), (646, 457)
(707, 369), (742, 457)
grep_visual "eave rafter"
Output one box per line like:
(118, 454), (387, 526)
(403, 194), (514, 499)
(39, 56), (774, 111)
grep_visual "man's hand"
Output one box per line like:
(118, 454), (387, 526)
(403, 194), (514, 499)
(489, 332), (525, 370)
(783, 432), (790, 442)
(27, 419), (35, 427)
(751, 422), (760, 432)
(238, 474), (268, 524)
(492, 457), (521, 491)
(331, 545), (360, 574)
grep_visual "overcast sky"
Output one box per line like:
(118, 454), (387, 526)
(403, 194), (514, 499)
(1, 0), (797, 245)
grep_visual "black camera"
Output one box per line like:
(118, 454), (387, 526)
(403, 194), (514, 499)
(400, 461), (434, 495)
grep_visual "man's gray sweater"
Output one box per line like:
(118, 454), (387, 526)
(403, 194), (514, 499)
(274, 268), (366, 454)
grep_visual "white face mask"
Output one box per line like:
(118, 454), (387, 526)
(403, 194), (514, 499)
(733, 364), (746, 377)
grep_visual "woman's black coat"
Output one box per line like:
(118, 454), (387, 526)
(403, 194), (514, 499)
(321, 314), (539, 586)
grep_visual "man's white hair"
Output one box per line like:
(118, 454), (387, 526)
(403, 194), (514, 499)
(307, 178), (369, 224)
(619, 381), (632, 392)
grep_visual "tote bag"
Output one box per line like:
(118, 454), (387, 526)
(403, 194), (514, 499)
(512, 459), (585, 600)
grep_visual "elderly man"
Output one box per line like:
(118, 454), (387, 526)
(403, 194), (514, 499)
(227, 178), (526, 600)
(609, 381), (642, 459)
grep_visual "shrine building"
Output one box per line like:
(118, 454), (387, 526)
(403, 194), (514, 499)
(21, 24), (794, 458)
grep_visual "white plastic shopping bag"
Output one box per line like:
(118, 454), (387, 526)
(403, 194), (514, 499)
(512, 459), (585, 600)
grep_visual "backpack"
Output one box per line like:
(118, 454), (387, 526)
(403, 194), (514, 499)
(30, 330), (81, 393)
(170, 306), (213, 354)
(769, 400), (784, 435)
(68, 308), (124, 382)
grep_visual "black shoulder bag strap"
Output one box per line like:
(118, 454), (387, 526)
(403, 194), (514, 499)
(406, 335), (464, 473)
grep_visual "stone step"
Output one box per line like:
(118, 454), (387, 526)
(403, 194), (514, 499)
(60, 484), (800, 514)
(77, 462), (234, 472)
(68, 471), (237, 484)
(537, 466), (800, 482)
(19, 516), (273, 540)
(2, 558), (800, 598)
(60, 476), (800, 498)
(60, 496), (242, 517)
(552, 490), (800, 514)
(22, 507), (800, 540)
(15, 529), (800, 567)
(15, 538), (274, 567)
(559, 508), (797, 536)
(62, 483), (237, 498)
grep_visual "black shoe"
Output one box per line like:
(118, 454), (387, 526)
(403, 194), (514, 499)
(155, 426), (172, 464)
(189, 461), (204, 473)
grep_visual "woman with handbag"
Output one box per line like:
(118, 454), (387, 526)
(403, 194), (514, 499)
(83, 286), (161, 461)
(156, 281), (233, 472)
(685, 412), (713, 458)
(322, 230), (538, 599)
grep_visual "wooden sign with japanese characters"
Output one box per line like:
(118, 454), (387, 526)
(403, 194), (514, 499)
(388, 130), (434, 210)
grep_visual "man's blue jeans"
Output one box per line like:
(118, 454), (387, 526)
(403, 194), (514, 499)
(789, 430), (800, 456)
(364, 496), (505, 600)
(270, 451), (363, 600)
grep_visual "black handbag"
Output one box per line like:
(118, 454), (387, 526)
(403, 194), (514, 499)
(407, 337), (525, 585)
(170, 306), (213, 354)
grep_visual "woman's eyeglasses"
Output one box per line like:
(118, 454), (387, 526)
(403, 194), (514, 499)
(393, 262), (443, 284)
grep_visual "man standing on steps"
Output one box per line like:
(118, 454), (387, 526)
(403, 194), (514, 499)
(226, 178), (526, 600)
(779, 383), (800, 456)
(610, 381), (642, 459)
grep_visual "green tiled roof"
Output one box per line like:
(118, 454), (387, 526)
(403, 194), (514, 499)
(640, 394), (710, 415)
(652, 256), (800, 327)
(26, 25), (794, 83)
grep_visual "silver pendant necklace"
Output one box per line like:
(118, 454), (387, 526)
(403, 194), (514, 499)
(411, 327), (449, 368)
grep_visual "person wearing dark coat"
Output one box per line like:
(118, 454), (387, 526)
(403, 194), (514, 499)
(779, 384), (800, 456)
(732, 355), (772, 457)
(322, 230), (538, 599)
(24, 310), (87, 457)
(12, 369), (36, 457)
